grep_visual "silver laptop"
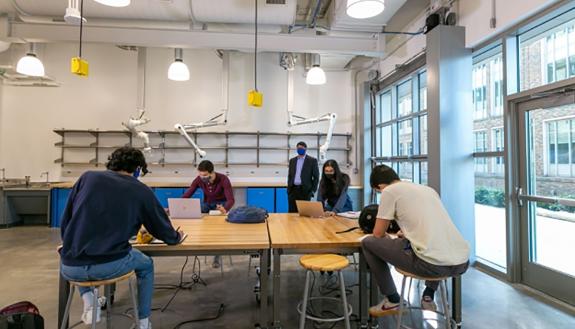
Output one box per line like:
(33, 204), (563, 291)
(168, 198), (203, 219)
(296, 200), (326, 218)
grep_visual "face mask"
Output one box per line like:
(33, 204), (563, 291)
(133, 168), (141, 179)
(297, 148), (306, 156)
(324, 173), (335, 179)
(200, 175), (210, 183)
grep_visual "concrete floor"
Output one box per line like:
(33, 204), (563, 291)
(0, 226), (574, 329)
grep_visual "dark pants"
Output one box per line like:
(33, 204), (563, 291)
(201, 200), (226, 213)
(288, 186), (312, 213)
(361, 236), (469, 296)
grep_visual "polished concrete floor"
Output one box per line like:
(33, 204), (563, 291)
(0, 226), (573, 329)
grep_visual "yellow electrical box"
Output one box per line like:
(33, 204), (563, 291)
(71, 57), (89, 76)
(247, 89), (263, 108)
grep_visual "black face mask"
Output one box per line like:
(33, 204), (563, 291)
(324, 173), (335, 179)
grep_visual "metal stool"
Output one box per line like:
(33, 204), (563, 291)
(60, 270), (139, 329)
(395, 268), (453, 329)
(297, 254), (352, 329)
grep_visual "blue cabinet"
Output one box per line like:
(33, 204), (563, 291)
(275, 188), (289, 213)
(50, 188), (71, 228)
(246, 188), (275, 213)
(154, 187), (203, 208)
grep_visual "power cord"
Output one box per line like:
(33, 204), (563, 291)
(154, 256), (207, 312)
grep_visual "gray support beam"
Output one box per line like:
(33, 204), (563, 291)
(363, 81), (374, 206)
(9, 22), (385, 56)
(426, 25), (475, 259)
(426, 25), (474, 328)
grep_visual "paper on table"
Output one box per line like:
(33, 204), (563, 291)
(337, 211), (361, 219)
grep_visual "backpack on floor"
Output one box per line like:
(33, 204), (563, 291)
(226, 206), (268, 224)
(0, 301), (44, 329)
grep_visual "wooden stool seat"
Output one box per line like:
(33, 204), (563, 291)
(395, 268), (450, 282)
(299, 254), (349, 272)
(70, 271), (136, 287)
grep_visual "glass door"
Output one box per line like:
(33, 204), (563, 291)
(517, 87), (575, 305)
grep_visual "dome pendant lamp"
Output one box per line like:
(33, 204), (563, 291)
(306, 54), (326, 85)
(346, 0), (385, 19)
(168, 48), (190, 81)
(16, 43), (45, 77)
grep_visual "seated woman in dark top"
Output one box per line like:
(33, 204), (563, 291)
(317, 159), (353, 215)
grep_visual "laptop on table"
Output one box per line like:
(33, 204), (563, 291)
(168, 198), (203, 219)
(296, 200), (326, 218)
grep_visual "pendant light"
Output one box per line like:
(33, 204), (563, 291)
(346, 0), (385, 19)
(168, 48), (190, 81)
(94, 0), (130, 7)
(306, 54), (326, 85)
(16, 43), (45, 77)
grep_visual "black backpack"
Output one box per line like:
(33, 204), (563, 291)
(358, 204), (400, 234)
(0, 302), (44, 329)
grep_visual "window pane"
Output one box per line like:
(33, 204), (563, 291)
(419, 72), (427, 112)
(520, 14), (575, 90)
(398, 119), (413, 156)
(475, 162), (507, 268)
(397, 80), (412, 117)
(420, 161), (428, 185)
(420, 115), (428, 155)
(380, 92), (392, 122)
(398, 162), (413, 182)
(381, 126), (392, 157)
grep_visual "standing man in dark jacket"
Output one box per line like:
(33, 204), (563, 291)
(287, 141), (320, 213)
(59, 147), (184, 329)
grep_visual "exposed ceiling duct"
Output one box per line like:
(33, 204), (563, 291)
(191, 0), (297, 25)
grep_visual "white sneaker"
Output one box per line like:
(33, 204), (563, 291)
(421, 296), (437, 312)
(81, 306), (101, 325)
(139, 318), (152, 329)
(368, 297), (400, 317)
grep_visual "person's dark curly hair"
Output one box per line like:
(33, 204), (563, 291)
(106, 146), (149, 176)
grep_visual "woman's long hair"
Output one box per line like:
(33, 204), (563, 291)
(319, 160), (349, 200)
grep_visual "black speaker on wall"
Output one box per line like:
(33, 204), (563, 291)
(424, 13), (441, 34)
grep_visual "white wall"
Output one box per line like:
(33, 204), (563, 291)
(0, 44), (359, 184)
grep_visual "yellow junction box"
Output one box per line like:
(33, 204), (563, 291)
(71, 57), (89, 76)
(247, 89), (263, 108)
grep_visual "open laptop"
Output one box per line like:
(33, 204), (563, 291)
(296, 200), (326, 218)
(168, 198), (203, 219)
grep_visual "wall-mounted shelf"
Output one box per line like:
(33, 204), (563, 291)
(54, 129), (353, 168)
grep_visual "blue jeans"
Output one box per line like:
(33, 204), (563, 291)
(201, 200), (226, 213)
(60, 249), (154, 319)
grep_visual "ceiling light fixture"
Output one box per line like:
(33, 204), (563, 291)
(306, 54), (326, 85)
(346, 0), (385, 19)
(16, 43), (45, 77)
(93, 0), (131, 7)
(168, 48), (190, 81)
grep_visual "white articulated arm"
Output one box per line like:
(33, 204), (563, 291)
(174, 123), (207, 158)
(286, 70), (337, 161)
(122, 109), (152, 153)
(174, 51), (230, 158)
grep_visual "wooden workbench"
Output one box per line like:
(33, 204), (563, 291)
(266, 214), (372, 328)
(58, 216), (271, 329)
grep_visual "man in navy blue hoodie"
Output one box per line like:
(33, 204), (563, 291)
(60, 147), (183, 329)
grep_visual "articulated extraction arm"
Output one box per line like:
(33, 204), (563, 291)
(286, 70), (337, 161)
(122, 109), (152, 153)
(174, 51), (230, 158)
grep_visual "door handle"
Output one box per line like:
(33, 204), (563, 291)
(516, 187), (524, 207)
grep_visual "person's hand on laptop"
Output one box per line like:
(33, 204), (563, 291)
(216, 204), (227, 215)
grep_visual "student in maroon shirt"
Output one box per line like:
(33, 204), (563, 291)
(182, 160), (235, 214)
(182, 160), (234, 268)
